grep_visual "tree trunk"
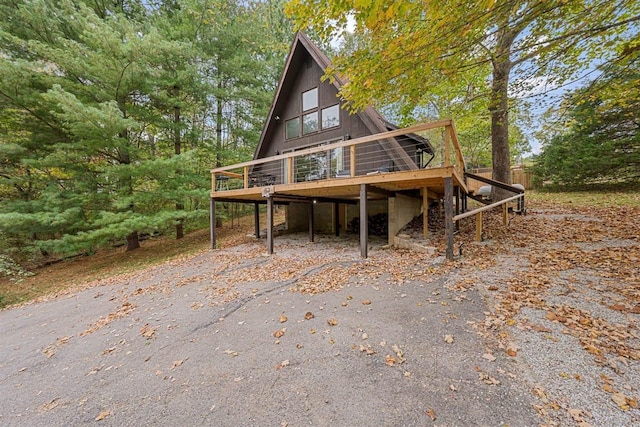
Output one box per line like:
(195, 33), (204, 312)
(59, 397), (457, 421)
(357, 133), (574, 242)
(489, 30), (514, 201)
(173, 85), (184, 240)
(126, 231), (140, 251)
(216, 78), (223, 168)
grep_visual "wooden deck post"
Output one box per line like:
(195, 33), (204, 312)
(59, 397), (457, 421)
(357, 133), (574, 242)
(266, 196), (274, 254)
(350, 145), (356, 177)
(334, 202), (340, 237)
(244, 166), (249, 189)
(210, 197), (216, 249)
(502, 203), (508, 226)
(254, 202), (260, 238)
(422, 187), (429, 239)
(444, 128), (451, 167)
(444, 177), (454, 260)
(287, 157), (294, 184)
(309, 201), (315, 242)
(360, 184), (368, 258)
(476, 211), (483, 242)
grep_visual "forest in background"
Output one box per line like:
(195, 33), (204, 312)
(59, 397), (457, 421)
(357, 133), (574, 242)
(0, 0), (295, 271)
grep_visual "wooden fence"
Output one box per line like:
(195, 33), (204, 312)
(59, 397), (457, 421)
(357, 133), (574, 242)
(466, 167), (534, 193)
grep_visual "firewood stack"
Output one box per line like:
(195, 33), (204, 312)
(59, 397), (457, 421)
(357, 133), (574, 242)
(348, 213), (388, 236)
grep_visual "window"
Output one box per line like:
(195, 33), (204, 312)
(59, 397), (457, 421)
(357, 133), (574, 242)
(322, 104), (340, 129)
(302, 88), (318, 111)
(302, 111), (318, 135)
(285, 117), (300, 139)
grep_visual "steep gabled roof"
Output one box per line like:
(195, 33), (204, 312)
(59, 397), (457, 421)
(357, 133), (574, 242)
(253, 32), (422, 169)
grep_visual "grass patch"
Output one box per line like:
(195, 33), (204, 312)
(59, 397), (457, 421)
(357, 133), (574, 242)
(527, 188), (640, 208)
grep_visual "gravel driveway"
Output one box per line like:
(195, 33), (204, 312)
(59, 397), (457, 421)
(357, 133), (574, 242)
(1, 199), (639, 426)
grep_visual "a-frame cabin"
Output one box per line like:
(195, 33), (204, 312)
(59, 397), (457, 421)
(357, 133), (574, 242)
(251, 32), (434, 186)
(211, 33), (526, 260)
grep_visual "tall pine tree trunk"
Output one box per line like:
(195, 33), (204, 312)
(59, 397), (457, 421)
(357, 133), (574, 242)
(173, 85), (184, 239)
(216, 78), (223, 168)
(118, 97), (140, 251)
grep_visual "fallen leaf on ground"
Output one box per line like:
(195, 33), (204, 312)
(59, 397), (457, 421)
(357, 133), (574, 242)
(140, 324), (157, 339)
(392, 344), (406, 363)
(359, 344), (376, 355)
(327, 318), (338, 326)
(385, 355), (396, 366)
(362, 299), (372, 305)
(426, 408), (436, 421)
(171, 359), (186, 370)
(38, 398), (59, 412)
(274, 328), (286, 338)
(304, 312), (314, 320)
(612, 392), (631, 410)
(279, 315), (288, 323)
(444, 335), (454, 344)
(95, 410), (110, 421)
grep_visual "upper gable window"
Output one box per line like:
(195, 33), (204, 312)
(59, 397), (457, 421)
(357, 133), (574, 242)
(302, 88), (318, 111)
(285, 117), (300, 139)
(321, 104), (340, 129)
(302, 111), (318, 134)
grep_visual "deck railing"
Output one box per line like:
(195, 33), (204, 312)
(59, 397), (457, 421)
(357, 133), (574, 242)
(211, 119), (466, 193)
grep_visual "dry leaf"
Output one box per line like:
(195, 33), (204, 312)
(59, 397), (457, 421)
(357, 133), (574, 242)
(611, 392), (630, 410)
(327, 318), (338, 326)
(385, 355), (396, 366)
(95, 410), (110, 421)
(304, 312), (314, 320)
(38, 398), (59, 412)
(279, 315), (288, 323)
(426, 408), (436, 421)
(444, 335), (454, 344)
(274, 328), (286, 338)
(362, 299), (372, 305)
(359, 344), (376, 355)
(171, 359), (185, 370)
(140, 324), (157, 339)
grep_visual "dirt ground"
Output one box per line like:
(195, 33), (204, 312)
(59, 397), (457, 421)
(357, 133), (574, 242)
(1, 198), (639, 426)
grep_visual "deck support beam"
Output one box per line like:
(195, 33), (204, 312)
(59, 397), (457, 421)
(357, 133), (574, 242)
(210, 198), (216, 249)
(334, 203), (340, 237)
(309, 202), (315, 242)
(360, 184), (368, 258)
(266, 196), (274, 254)
(444, 177), (454, 260)
(254, 202), (260, 238)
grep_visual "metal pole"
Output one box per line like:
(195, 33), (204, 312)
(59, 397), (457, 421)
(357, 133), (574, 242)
(254, 202), (260, 238)
(210, 198), (216, 250)
(360, 184), (368, 258)
(309, 202), (315, 242)
(266, 197), (273, 255)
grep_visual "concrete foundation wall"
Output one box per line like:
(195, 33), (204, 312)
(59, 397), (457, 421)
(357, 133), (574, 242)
(388, 194), (423, 245)
(286, 202), (335, 233)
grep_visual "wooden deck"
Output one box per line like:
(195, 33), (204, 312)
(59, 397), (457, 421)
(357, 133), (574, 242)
(208, 119), (523, 260)
(211, 166), (466, 204)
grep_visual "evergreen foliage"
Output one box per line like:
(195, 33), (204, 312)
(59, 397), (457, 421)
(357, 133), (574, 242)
(0, 0), (293, 261)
